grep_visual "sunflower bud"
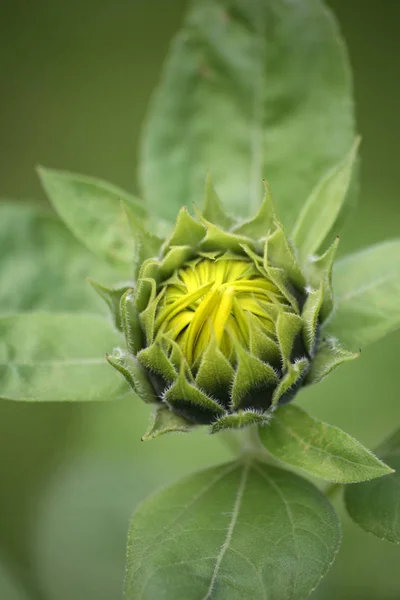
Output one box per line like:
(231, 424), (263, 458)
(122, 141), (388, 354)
(103, 178), (357, 437)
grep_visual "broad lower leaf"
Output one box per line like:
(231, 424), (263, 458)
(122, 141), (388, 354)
(0, 313), (129, 401)
(345, 429), (400, 544)
(38, 167), (146, 273)
(140, 0), (354, 227)
(323, 240), (400, 349)
(292, 137), (359, 259)
(260, 405), (393, 483)
(124, 460), (340, 600)
(0, 202), (116, 313)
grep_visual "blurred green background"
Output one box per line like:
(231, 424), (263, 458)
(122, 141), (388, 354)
(0, 1), (399, 598)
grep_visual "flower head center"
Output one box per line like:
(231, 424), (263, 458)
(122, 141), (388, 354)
(155, 256), (282, 366)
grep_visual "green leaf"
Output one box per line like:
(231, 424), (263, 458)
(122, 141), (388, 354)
(0, 202), (116, 313)
(260, 405), (393, 483)
(292, 137), (360, 258)
(124, 460), (340, 599)
(0, 560), (30, 600)
(323, 240), (400, 349)
(0, 313), (128, 401)
(37, 167), (146, 272)
(140, 0), (354, 226)
(345, 430), (400, 544)
(123, 203), (163, 276)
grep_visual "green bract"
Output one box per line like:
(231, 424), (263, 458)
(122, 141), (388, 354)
(102, 176), (358, 438)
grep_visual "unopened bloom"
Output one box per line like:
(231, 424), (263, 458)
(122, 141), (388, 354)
(101, 177), (356, 438)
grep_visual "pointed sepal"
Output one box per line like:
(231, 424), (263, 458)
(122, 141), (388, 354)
(247, 313), (281, 368)
(159, 246), (194, 280)
(233, 180), (275, 239)
(162, 206), (206, 254)
(301, 282), (324, 355)
(210, 410), (270, 434)
(88, 279), (130, 331)
(198, 213), (256, 255)
(137, 341), (177, 389)
(272, 358), (309, 405)
(139, 285), (164, 347)
(305, 337), (360, 385)
(305, 237), (339, 322)
(195, 337), (235, 406)
(141, 404), (193, 441)
(266, 221), (306, 290)
(275, 311), (303, 364)
(201, 174), (235, 230)
(231, 345), (278, 411)
(163, 336), (194, 382)
(106, 348), (157, 403)
(135, 259), (160, 312)
(120, 288), (144, 354)
(164, 366), (225, 424)
(264, 242), (300, 311)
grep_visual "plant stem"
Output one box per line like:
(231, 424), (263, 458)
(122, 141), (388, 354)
(219, 425), (268, 458)
(324, 482), (342, 500)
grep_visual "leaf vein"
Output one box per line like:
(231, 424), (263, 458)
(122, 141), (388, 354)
(253, 464), (299, 597)
(202, 462), (250, 600)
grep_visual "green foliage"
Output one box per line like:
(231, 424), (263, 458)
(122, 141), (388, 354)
(0, 561), (29, 600)
(2, 0), (400, 597)
(37, 167), (146, 274)
(345, 429), (400, 544)
(324, 240), (400, 349)
(292, 137), (359, 259)
(140, 0), (354, 226)
(0, 313), (128, 401)
(124, 460), (340, 600)
(259, 405), (393, 483)
(0, 202), (115, 313)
